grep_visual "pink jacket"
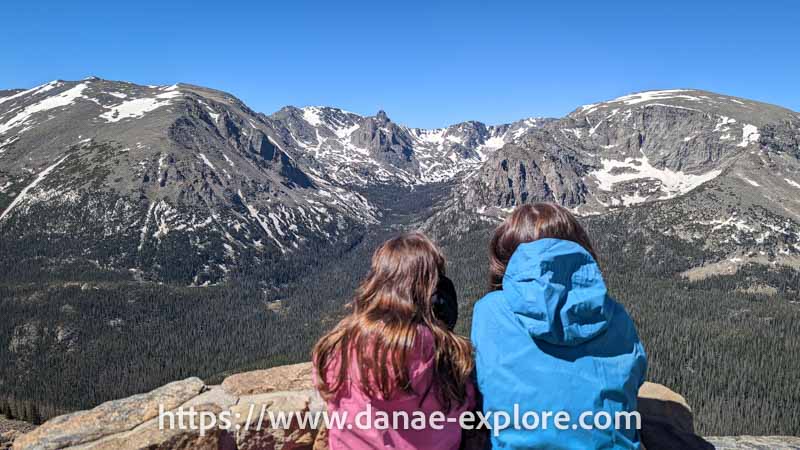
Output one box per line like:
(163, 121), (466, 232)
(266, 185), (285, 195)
(317, 326), (476, 449)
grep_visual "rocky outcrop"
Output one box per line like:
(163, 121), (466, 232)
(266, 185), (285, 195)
(12, 363), (322, 450)
(10, 363), (800, 450)
(1, 416), (35, 450)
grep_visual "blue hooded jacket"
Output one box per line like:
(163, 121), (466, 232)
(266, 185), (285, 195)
(471, 239), (647, 449)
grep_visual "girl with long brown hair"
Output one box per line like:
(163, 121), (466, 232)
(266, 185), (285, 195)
(313, 232), (475, 449)
(472, 203), (647, 449)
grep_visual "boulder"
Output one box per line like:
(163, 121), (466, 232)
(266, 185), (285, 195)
(221, 362), (314, 396)
(638, 381), (694, 433)
(637, 382), (713, 450)
(705, 436), (800, 449)
(13, 378), (204, 450)
(230, 390), (323, 450)
(11, 363), (799, 450)
(64, 387), (239, 450)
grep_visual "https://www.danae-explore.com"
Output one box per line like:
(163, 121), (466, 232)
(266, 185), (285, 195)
(158, 403), (641, 437)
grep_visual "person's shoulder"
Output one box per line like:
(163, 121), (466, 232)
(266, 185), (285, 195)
(607, 296), (634, 326)
(471, 290), (507, 329)
(474, 289), (505, 311)
(605, 296), (643, 343)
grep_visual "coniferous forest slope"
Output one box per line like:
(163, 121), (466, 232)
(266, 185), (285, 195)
(0, 79), (799, 435)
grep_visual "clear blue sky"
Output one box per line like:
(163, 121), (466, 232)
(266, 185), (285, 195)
(2, 0), (798, 128)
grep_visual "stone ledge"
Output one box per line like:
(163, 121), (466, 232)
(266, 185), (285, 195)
(705, 436), (800, 449)
(10, 362), (799, 450)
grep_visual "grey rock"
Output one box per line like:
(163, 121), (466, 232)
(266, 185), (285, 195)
(705, 436), (800, 449)
(12, 377), (204, 450)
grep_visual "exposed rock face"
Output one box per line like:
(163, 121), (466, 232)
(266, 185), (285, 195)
(425, 89), (800, 280)
(12, 362), (795, 450)
(221, 362), (315, 396)
(12, 364), (321, 450)
(13, 378), (205, 449)
(267, 105), (547, 185)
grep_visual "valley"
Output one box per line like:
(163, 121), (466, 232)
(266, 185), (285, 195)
(0, 80), (799, 435)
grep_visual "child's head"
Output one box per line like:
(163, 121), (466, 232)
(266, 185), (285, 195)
(313, 232), (473, 410)
(489, 203), (597, 290)
(353, 232), (445, 321)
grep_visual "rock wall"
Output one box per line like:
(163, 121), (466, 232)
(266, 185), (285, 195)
(10, 363), (800, 450)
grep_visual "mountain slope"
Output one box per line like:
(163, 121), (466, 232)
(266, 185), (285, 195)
(0, 78), (376, 284)
(426, 89), (800, 278)
(268, 105), (547, 185)
(3, 81), (800, 436)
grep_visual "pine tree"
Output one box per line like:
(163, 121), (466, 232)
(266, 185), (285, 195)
(0, 396), (10, 419)
(30, 403), (43, 425)
(22, 401), (34, 423)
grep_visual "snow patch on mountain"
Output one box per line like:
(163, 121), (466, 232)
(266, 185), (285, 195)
(609, 90), (701, 106)
(301, 107), (324, 127)
(99, 88), (182, 122)
(0, 81), (62, 106)
(0, 83), (88, 134)
(198, 153), (216, 171)
(590, 151), (722, 200)
(714, 116), (736, 132)
(138, 202), (156, 251)
(738, 124), (760, 147)
(238, 189), (285, 253)
(0, 154), (70, 221)
(741, 176), (761, 187)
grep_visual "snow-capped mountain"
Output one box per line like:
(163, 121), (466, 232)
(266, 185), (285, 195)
(268, 105), (547, 185)
(0, 77), (543, 284)
(427, 89), (800, 276)
(2, 79), (799, 284)
(4, 81), (799, 441)
(0, 78), (377, 284)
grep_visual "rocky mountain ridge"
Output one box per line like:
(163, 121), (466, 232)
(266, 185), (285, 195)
(2, 79), (800, 283)
(0, 78), (379, 285)
(267, 104), (547, 185)
(2, 79), (800, 442)
(425, 89), (800, 278)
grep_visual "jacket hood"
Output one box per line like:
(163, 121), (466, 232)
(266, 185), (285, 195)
(502, 238), (612, 346)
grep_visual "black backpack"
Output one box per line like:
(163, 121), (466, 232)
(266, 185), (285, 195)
(431, 275), (459, 330)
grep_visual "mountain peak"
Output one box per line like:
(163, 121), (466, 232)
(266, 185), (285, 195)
(571, 88), (798, 126)
(375, 109), (390, 124)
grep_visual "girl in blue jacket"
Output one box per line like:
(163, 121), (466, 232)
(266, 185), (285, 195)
(471, 203), (647, 449)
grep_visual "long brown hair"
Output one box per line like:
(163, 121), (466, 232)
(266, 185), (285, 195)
(312, 232), (473, 411)
(489, 203), (597, 290)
